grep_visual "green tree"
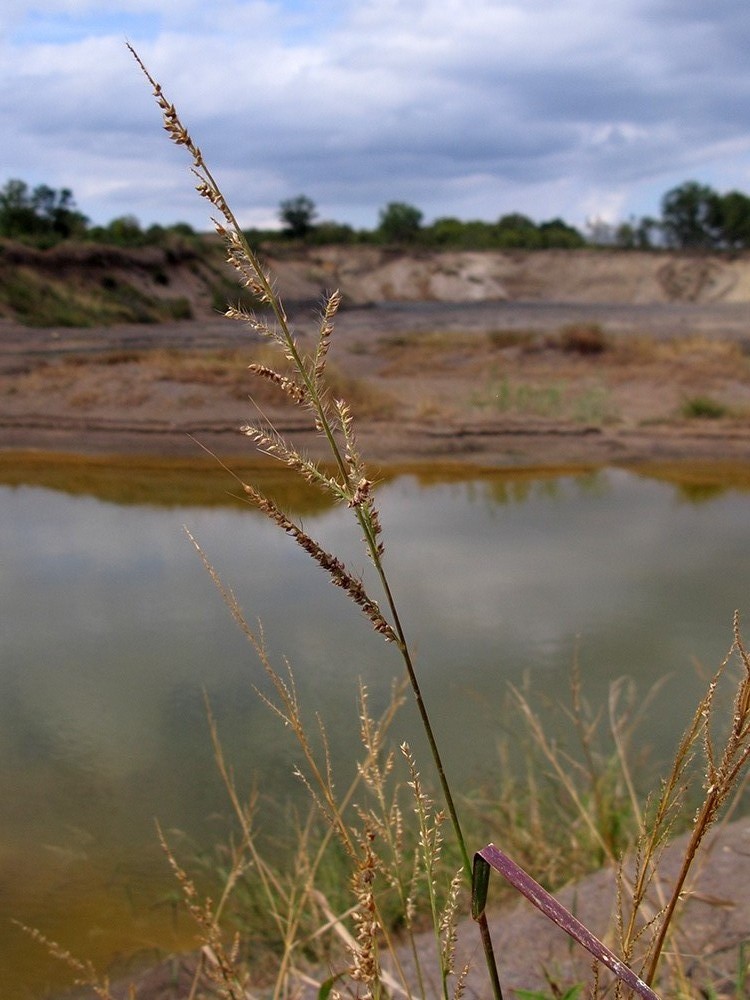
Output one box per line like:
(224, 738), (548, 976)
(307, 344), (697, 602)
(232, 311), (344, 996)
(0, 178), (87, 241)
(537, 218), (585, 248)
(306, 220), (357, 245)
(612, 215), (660, 249)
(377, 201), (423, 243)
(102, 215), (145, 246)
(495, 212), (542, 248)
(32, 184), (87, 237)
(614, 221), (636, 248)
(0, 179), (39, 237)
(660, 181), (720, 249)
(168, 222), (196, 238)
(427, 218), (498, 249)
(425, 216), (465, 246)
(635, 216), (660, 249)
(712, 190), (750, 249)
(458, 220), (498, 248)
(279, 195), (317, 239)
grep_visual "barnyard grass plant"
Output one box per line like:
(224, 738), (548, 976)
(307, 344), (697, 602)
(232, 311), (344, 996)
(127, 42), (502, 1000)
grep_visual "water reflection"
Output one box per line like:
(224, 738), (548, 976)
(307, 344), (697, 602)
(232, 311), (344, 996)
(2, 457), (750, 997)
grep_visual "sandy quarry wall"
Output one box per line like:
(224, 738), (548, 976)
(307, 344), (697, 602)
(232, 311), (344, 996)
(5, 240), (750, 321)
(264, 246), (750, 305)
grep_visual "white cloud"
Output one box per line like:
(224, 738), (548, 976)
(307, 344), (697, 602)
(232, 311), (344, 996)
(3, 0), (750, 230)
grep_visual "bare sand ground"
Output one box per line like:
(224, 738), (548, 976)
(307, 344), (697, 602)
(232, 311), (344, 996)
(3, 299), (750, 471)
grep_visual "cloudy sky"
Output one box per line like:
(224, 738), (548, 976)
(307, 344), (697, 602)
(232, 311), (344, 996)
(3, 1), (750, 233)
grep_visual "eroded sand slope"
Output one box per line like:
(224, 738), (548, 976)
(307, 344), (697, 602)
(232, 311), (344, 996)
(267, 246), (750, 305)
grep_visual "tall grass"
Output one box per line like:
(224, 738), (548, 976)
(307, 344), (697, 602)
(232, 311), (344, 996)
(24, 47), (750, 1000)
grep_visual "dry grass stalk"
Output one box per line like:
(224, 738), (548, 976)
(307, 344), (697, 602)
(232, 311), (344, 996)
(632, 612), (750, 988)
(509, 678), (636, 867)
(13, 923), (122, 1000)
(489, 633), (750, 998)
(188, 526), (438, 998)
(188, 524), (477, 999)
(402, 742), (464, 1000)
(157, 824), (249, 1000)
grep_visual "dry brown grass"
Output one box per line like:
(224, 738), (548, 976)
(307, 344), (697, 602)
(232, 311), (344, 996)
(137, 346), (393, 415)
(376, 331), (490, 375)
(374, 329), (750, 425)
(1, 343), (396, 424)
(486, 329), (539, 350)
(612, 333), (745, 369)
(67, 389), (105, 409)
(557, 322), (609, 355)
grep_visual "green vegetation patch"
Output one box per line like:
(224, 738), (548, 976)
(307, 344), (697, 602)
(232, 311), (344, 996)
(0, 264), (193, 326)
(471, 372), (619, 425)
(680, 395), (729, 419)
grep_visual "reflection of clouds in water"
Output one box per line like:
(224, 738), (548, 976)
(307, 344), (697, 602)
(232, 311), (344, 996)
(375, 469), (744, 657)
(2, 470), (750, 823)
(1, 486), (387, 784)
(2, 492), (246, 774)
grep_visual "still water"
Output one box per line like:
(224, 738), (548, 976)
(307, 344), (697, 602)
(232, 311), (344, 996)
(2, 456), (750, 998)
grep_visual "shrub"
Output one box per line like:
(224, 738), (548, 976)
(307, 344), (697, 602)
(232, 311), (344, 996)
(680, 395), (728, 419)
(487, 329), (537, 350)
(559, 323), (608, 355)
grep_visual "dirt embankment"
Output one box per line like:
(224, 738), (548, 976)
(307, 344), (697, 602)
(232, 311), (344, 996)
(0, 238), (232, 326)
(5, 240), (750, 326)
(266, 245), (750, 306)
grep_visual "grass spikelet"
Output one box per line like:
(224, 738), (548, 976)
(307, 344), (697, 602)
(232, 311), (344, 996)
(13, 924), (116, 1000)
(246, 362), (307, 404)
(439, 869), (464, 979)
(238, 479), (396, 641)
(402, 741), (459, 1000)
(453, 961), (471, 1000)
(239, 422), (348, 500)
(224, 303), (279, 341)
(349, 824), (382, 995)
(357, 685), (396, 791)
(315, 289), (342, 382)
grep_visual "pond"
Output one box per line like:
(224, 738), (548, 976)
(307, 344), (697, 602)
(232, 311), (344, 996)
(2, 454), (750, 998)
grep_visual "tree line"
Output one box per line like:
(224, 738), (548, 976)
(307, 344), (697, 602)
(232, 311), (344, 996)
(3, 176), (750, 252)
(0, 178), (196, 249)
(271, 195), (585, 249)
